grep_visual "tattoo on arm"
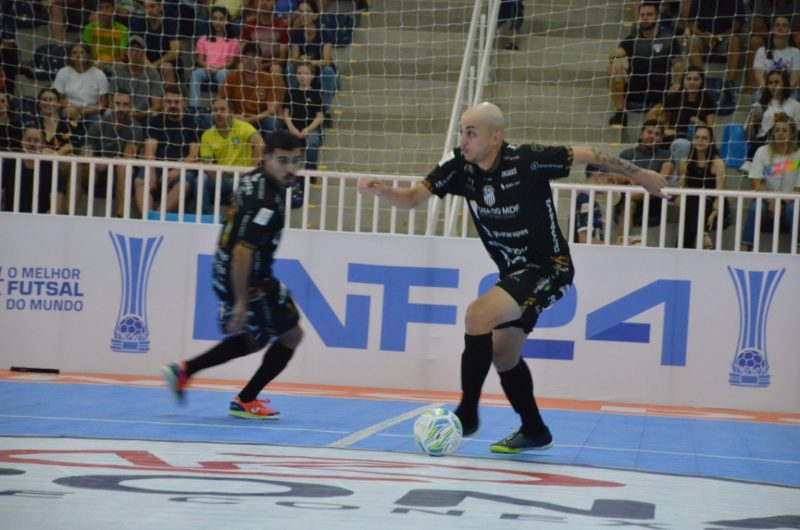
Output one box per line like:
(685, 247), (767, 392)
(590, 147), (639, 176)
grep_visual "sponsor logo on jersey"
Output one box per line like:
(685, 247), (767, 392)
(483, 185), (496, 207)
(500, 180), (520, 190)
(253, 208), (274, 226)
(500, 168), (518, 178)
(531, 161), (564, 171)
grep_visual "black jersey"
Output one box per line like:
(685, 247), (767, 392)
(424, 142), (573, 273)
(212, 165), (287, 298)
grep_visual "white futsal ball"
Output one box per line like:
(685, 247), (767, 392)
(413, 407), (463, 456)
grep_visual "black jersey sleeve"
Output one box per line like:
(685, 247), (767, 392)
(423, 149), (462, 198)
(526, 144), (574, 180)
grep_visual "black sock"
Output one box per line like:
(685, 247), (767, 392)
(499, 358), (546, 436)
(454, 332), (493, 430)
(184, 334), (257, 378)
(238, 341), (295, 402)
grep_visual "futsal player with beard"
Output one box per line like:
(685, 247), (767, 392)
(162, 131), (305, 420)
(358, 102), (669, 453)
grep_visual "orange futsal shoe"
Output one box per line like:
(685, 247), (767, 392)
(228, 396), (280, 419)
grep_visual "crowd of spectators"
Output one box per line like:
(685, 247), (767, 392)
(603, 0), (799, 252)
(0, 0), (359, 215)
(0, 0), (797, 251)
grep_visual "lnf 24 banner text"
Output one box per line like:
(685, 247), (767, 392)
(192, 256), (690, 366)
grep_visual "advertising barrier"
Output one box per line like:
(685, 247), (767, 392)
(1, 213), (798, 412)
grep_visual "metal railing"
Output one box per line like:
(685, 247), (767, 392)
(1, 152), (798, 255)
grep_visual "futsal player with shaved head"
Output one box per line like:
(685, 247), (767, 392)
(358, 102), (669, 453)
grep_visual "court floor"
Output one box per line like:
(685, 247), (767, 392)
(0, 370), (798, 529)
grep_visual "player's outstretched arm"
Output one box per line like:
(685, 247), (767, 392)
(357, 177), (433, 209)
(572, 145), (671, 199)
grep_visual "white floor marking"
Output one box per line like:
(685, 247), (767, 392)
(327, 402), (445, 448)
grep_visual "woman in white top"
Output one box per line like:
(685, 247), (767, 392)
(742, 112), (800, 252)
(745, 70), (800, 158)
(52, 43), (109, 124)
(752, 15), (800, 94)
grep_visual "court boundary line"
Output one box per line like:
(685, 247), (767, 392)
(1, 370), (798, 425)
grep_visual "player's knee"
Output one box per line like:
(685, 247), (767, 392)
(493, 351), (520, 373)
(279, 325), (303, 349)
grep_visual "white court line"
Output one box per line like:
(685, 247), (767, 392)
(327, 402), (444, 448)
(0, 414), (349, 434)
(378, 432), (800, 466)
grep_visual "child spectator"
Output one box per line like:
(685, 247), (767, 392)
(282, 61), (323, 170)
(288, 1), (337, 121)
(82, 0), (129, 72)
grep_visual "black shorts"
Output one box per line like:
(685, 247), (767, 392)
(218, 278), (300, 349)
(495, 256), (575, 334)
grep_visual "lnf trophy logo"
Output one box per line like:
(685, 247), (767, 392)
(109, 232), (164, 353)
(727, 267), (785, 388)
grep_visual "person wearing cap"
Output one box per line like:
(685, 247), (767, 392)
(82, 0), (129, 72)
(108, 35), (164, 123)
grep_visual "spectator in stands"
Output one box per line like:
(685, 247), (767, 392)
(751, 15), (800, 99)
(686, 0), (746, 111)
(211, 0), (246, 23)
(129, 0), (182, 84)
(108, 36), (163, 124)
(242, 0), (289, 74)
(745, 70), (800, 164)
(83, 90), (143, 217)
(741, 112), (800, 252)
(608, 1), (683, 126)
(82, 0), (129, 72)
(0, 2), (21, 96)
(190, 5), (240, 109)
(282, 61), (323, 170)
(282, 60), (322, 206)
(0, 91), (21, 151)
(136, 85), (201, 216)
(52, 43), (109, 127)
(497, 0), (524, 51)
(219, 42), (285, 136)
(200, 97), (265, 210)
(677, 125), (726, 249)
(614, 120), (673, 242)
(34, 88), (74, 157)
(288, 0), (337, 121)
(646, 65), (717, 183)
(574, 165), (628, 244)
(1, 127), (63, 213)
(747, 1), (800, 92)
(49, 0), (94, 44)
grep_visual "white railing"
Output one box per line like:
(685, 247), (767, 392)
(1, 151), (799, 255)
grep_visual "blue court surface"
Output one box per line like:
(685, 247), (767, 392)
(0, 375), (798, 529)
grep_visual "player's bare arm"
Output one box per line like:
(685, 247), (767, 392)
(572, 145), (671, 199)
(226, 244), (254, 334)
(357, 177), (433, 209)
